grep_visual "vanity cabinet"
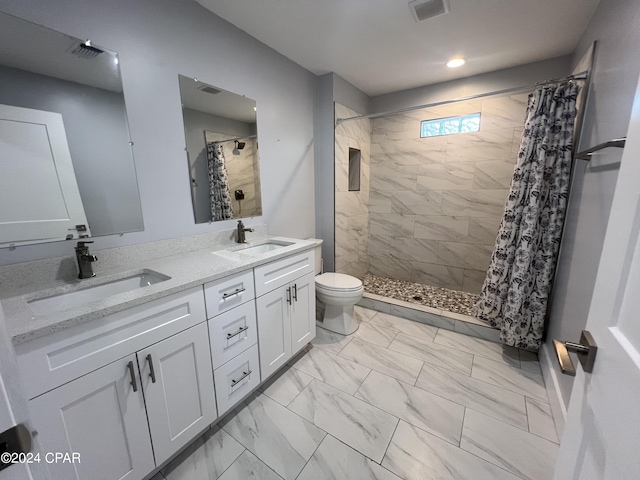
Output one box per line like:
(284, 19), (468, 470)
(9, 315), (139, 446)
(254, 251), (316, 379)
(20, 288), (215, 480)
(29, 354), (155, 480)
(137, 322), (216, 466)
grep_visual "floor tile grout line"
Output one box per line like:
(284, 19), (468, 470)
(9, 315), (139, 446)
(207, 446), (246, 480)
(379, 417), (401, 467)
(407, 409), (532, 480)
(293, 430), (328, 480)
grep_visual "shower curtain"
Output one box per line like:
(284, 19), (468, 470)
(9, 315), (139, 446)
(207, 142), (234, 221)
(474, 81), (580, 350)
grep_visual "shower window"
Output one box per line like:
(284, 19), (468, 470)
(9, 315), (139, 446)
(420, 113), (481, 138)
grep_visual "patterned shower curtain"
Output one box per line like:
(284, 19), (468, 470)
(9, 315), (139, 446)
(207, 142), (234, 221)
(474, 81), (580, 350)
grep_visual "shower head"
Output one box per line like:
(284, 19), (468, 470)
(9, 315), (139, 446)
(235, 141), (246, 150)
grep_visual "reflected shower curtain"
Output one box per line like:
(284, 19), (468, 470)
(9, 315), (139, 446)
(207, 142), (234, 221)
(474, 81), (580, 350)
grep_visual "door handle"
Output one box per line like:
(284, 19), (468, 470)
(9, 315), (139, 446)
(286, 287), (292, 305)
(292, 284), (298, 302)
(553, 330), (597, 376)
(127, 361), (138, 392)
(146, 354), (157, 383)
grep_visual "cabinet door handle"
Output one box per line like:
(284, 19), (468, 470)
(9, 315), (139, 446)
(230, 370), (252, 387)
(286, 287), (292, 305)
(127, 361), (138, 392)
(293, 284), (298, 302)
(227, 325), (249, 339)
(146, 354), (157, 384)
(222, 288), (245, 300)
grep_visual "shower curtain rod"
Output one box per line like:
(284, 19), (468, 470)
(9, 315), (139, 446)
(335, 71), (588, 125)
(211, 135), (257, 145)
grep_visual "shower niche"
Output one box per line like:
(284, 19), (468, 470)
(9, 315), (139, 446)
(178, 75), (262, 223)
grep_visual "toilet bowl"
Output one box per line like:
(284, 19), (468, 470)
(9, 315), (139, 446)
(316, 272), (363, 335)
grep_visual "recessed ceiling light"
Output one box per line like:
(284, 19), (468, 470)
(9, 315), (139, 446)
(446, 58), (466, 68)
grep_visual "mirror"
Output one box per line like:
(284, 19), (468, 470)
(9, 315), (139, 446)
(178, 75), (261, 223)
(0, 12), (143, 247)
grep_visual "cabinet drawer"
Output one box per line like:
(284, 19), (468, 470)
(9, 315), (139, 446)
(213, 344), (261, 416)
(16, 287), (206, 400)
(209, 301), (258, 369)
(204, 270), (255, 318)
(253, 250), (314, 297)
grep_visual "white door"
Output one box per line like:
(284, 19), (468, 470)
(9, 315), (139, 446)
(0, 104), (90, 246)
(29, 355), (155, 480)
(554, 75), (640, 478)
(256, 286), (291, 379)
(138, 322), (216, 466)
(290, 273), (316, 354)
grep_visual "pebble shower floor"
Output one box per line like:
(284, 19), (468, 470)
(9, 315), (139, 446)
(363, 274), (479, 316)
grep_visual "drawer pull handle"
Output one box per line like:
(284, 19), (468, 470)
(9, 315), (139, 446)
(227, 326), (249, 339)
(146, 354), (157, 383)
(127, 361), (138, 392)
(231, 370), (252, 387)
(286, 287), (292, 305)
(222, 288), (246, 300)
(292, 284), (298, 301)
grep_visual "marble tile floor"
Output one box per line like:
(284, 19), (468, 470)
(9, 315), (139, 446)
(151, 307), (559, 480)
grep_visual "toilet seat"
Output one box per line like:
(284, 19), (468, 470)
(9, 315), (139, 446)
(316, 273), (362, 292)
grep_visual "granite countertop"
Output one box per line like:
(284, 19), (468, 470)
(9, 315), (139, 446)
(2, 235), (321, 345)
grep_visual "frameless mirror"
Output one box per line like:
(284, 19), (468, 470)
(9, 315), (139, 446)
(178, 75), (261, 223)
(0, 12), (143, 247)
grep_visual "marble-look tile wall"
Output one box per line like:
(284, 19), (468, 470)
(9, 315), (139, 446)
(368, 93), (528, 293)
(335, 104), (371, 279)
(205, 131), (261, 218)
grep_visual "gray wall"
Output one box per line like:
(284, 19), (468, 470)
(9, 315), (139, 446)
(546, 0), (640, 409)
(0, 64), (143, 237)
(182, 108), (256, 223)
(0, 0), (317, 265)
(370, 56), (572, 114)
(314, 72), (370, 272)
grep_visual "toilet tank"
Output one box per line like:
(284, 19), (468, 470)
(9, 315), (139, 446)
(311, 241), (322, 275)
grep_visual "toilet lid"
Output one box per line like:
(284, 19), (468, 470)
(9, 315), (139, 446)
(316, 273), (362, 291)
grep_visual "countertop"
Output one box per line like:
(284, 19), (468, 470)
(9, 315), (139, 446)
(2, 236), (321, 345)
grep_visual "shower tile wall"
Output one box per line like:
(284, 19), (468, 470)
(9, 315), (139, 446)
(205, 132), (261, 217)
(368, 94), (528, 293)
(334, 103), (371, 279)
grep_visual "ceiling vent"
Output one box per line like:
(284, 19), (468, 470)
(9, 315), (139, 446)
(198, 85), (221, 95)
(409, 0), (450, 22)
(70, 43), (104, 59)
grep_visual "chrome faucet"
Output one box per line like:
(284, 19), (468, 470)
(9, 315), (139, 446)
(75, 241), (98, 279)
(236, 220), (254, 244)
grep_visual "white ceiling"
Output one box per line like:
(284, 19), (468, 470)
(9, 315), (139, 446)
(196, 0), (601, 96)
(0, 12), (122, 92)
(178, 74), (257, 123)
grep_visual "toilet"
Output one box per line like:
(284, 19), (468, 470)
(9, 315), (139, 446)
(313, 244), (364, 335)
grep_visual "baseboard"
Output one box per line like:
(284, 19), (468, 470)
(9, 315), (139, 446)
(539, 342), (568, 440)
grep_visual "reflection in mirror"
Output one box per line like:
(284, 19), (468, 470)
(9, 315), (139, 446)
(0, 12), (143, 247)
(178, 75), (261, 223)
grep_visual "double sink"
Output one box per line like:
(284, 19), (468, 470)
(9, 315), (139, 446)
(26, 239), (293, 315)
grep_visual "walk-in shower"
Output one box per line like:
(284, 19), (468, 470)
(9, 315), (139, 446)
(334, 90), (530, 317)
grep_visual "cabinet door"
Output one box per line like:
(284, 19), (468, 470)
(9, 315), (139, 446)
(29, 355), (154, 480)
(290, 272), (316, 354)
(138, 322), (216, 466)
(256, 286), (292, 379)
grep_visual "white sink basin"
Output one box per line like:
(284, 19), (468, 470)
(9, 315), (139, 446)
(28, 270), (170, 315)
(235, 241), (294, 256)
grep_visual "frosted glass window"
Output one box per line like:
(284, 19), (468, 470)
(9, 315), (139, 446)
(420, 113), (481, 138)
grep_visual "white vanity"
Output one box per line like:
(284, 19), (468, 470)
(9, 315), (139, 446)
(1, 233), (319, 480)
